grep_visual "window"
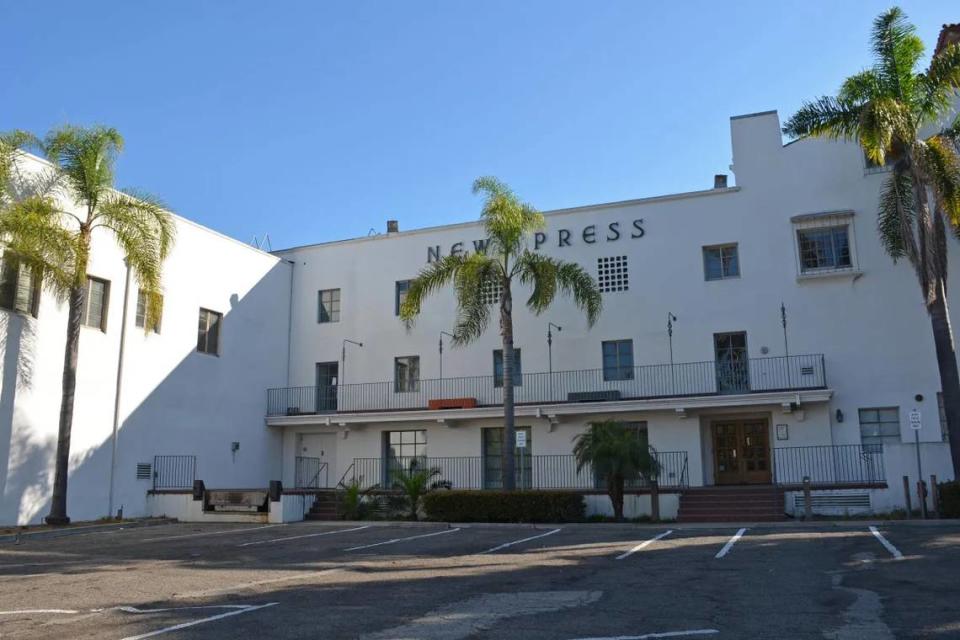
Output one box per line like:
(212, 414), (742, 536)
(318, 288), (341, 323)
(197, 308), (222, 355)
(81, 276), (110, 331)
(597, 256), (628, 292)
(602, 340), (634, 381)
(395, 280), (411, 316)
(797, 226), (852, 273)
(493, 348), (522, 387)
(135, 289), (162, 333)
(482, 426), (532, 489)
(0, 253), (39, 317)
(394, 355), (420, 392)
(481, 280), (502, 305)
(703, 244), (740, 280)
(859, 407), (900, 449)
(383, 429), (427, 467)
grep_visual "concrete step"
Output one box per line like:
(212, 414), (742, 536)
(677, 513), (786, 522)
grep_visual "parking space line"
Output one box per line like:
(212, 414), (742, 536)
(714, 528), (747, 559)
(0, 609), (80, 615)
(345, 527), (461, 551)
(615, 530), (673, 560)
(238, 525), (370, 547)
(119, 602), (278, 639)
(173, 569), (342, 599)
(869, 526), (904, 560)
(479, 528), (562, 554)
(569, 629), (719, 639)
(142, 525), (282, 543)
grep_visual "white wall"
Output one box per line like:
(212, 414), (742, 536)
(0, 155), (292, 525)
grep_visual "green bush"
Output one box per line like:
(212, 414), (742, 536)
(422, 490), (585, 523)
(938, 481), (960, 518)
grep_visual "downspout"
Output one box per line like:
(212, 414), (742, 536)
(107, 261), (133, 519)
(281, 258), (295, 483)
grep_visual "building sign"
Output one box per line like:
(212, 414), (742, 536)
(426, 219), (645, 263)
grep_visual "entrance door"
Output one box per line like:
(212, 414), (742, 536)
(315, 362), (338, 412)
(714, 332), (750, 394)
(712, 419), (771, 484)
(299, 433), (336, 487)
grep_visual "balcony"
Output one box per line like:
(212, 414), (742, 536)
(266, 354), (826, 417)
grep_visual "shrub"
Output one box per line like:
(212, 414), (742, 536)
(938, 481), (960, 518)
(422, 490), (585, 523)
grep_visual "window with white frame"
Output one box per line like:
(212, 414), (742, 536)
(703, 244), (740, 280)
(135, 289), (162, 333)
(791, 211), (858, 276)
(493, 348), (522, 387)
(395, 280), (411, 316)
(318, 288), (340, 323)
(82, 276), (110, 331)
(597, 255), (628, 292)
(394, 355), (420, 392)
(197, 308), (222, 355)
(602, 339), (634, 381)
(858, 407), (900, 449)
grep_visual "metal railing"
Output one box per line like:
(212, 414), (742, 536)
(294, 456), (329, 488)
(349, 451), (689, 492)
(152, 455), (196, 490)
(773, 444), (886, 486)
(266, 354), (826, 416)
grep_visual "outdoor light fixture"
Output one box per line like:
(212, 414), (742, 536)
(547, 322), (562, 376)
(341, 339), (364, 387)
(835, 409), (844, 423)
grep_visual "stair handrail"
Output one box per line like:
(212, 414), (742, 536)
(336, 462), (356, 489)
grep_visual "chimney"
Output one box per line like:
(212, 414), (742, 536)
(713, 174), (728, 189)
(386, 220), (399, 234)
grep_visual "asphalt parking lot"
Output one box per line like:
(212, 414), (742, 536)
(0, 519), (958, 639)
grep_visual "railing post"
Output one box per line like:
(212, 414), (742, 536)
(917, 480), (929, 519)
(802, 476), (812, 520)
(931, 474), (940, 517)
(650, 478), (660, 522)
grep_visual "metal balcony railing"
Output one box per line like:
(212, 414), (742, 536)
(773, 444), (886, 487)
(267, 354), (826, 416)
(348, 451), (689, 492)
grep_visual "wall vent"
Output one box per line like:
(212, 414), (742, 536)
(800, 366), (815, 376)
(597, 256), (629, 292)
(793, 492), (871, 514)
(136, 463), (153, 480)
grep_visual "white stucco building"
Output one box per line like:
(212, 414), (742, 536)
(2, 30), (959, 524)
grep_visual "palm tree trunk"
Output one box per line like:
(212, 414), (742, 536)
(929, 281), (960, 478)
(608, 473), (624, 521)
(500, 281), (516, 491)
(46, 283), (84, 525)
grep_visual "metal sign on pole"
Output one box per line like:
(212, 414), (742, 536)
(910, 408), (928, 518)
(516, 431), (527, 448)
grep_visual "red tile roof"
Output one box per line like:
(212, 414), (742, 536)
(935, 23), (960, 57)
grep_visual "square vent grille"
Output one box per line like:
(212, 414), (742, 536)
(481, 280), (502, 305)
(597, 256), (629, 292)
(136, 463), (153, 480)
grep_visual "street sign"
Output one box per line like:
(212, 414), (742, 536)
(909, 409), (922, 431)
(516, 431), (527, 448)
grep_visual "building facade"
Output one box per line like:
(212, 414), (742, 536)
(1, 96), (958, 524)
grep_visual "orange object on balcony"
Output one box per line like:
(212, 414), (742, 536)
(428, 397), (478, 410)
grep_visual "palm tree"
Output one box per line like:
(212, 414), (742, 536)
(391, 460), (447, 521)
(0, 126), (175, 524)
(572, 420), (658, 521)
(401, 177), (602, 490)
(783, 8), (960, 477)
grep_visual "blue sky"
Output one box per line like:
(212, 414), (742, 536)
(2, 1), (955, 249)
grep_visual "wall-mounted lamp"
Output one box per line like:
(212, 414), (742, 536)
(835, 409), (844, 423)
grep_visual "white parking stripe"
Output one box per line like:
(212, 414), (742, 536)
(0, 609), (79, 615)
(714, 528), (747, 559)
(238, 525), (370, 547)
(479, 528), (562, 554)
(142, 525), (282, 543)
(869, 526), (904, 560)
(173, 569), (342, 599)
(119, 602), (278, 639)
(569, 629), (720, 639)
(345, 528), (460, 551)
(615, 530), (673, 560)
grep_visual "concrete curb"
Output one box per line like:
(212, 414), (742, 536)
(0, 517), (176, 544)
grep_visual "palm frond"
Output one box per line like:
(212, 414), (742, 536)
(0, 195), (76, 298)
(870, 7), (923, 100)
(451, 253), (499, 344)
(43, 125), (123, 214)
(782, 96), (863, 140)
(919, 43), (960, 118)
(838, 70), (883, 103)
(914, 136), (960, 226)
(93, 189), (176, 330)
(399, 253), (470, 329)
(877, 171), (917, 263)
(472, 176), (544, 259)
(556, 260), (602, 326)
(515, 251), (601, 326)
(857, 97), (914, 164)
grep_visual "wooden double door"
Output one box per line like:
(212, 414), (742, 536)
(712, 419), (771, 484)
